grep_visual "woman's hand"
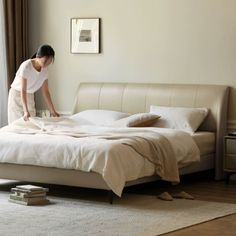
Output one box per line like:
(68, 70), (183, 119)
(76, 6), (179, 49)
(23, 111), (30, 121)
(41, 80), (60, 118)
(51, 110), (60, 117)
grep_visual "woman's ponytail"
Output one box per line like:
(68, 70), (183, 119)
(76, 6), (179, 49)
(31, 53), (37, 59)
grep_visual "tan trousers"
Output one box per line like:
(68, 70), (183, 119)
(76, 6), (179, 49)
(8, 88), (36, 124)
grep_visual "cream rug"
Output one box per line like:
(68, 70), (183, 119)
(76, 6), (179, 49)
(0, 188), (236, 236)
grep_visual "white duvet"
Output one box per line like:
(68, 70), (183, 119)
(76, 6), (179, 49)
(0, 117), (200, 196)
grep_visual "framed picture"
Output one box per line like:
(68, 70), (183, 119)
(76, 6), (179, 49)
(71, 18), (100, 54)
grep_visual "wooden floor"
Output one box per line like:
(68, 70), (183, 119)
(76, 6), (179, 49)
(0, 171), (235, 236)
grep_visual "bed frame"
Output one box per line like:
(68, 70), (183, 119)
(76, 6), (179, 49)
(0, 83), (229, 203)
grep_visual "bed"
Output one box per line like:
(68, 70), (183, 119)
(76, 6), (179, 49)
(0, 83), (229, 202)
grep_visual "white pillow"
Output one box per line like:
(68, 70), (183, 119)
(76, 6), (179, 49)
(68, 117), (94, 126)
(70, 109), (129, 126)
(112, 113), (160, 127)
(150, 105), (208, 133)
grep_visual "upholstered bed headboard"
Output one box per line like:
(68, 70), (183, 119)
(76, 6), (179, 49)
(73, 83), (230, 179)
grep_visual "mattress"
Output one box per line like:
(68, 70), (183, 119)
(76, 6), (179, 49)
(192, 131), (215, 155)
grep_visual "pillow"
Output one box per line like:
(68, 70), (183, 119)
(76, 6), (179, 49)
(112, 113), (160, 127)
(70, 109), (129, 126)
(68, 117), (94, 126)
(150, 105), (208, 133)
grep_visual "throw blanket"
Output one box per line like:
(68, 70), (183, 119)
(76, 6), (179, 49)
(0, 117), (200, 196)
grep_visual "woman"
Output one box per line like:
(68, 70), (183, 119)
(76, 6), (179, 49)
(8, 44), (60, 124)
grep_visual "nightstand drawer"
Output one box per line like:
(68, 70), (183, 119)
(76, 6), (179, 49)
(225, 139), (236, 154)
(225, 154), (236, 169)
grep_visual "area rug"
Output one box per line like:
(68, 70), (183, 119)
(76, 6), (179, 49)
(0, 190), (236, 236)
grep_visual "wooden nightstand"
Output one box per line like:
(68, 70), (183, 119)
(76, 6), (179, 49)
(224, 135), (236, 183)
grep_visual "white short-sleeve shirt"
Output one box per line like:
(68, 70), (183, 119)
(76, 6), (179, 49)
(11, 59), (48, 93)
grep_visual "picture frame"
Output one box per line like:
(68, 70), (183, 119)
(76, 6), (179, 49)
(70, 18), (100, 54)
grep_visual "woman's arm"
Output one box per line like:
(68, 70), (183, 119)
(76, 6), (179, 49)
(41, 79), (60, 117)
(21, 78), (30, 121)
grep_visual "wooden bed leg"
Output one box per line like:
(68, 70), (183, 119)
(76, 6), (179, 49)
(108, 190), (114, 204)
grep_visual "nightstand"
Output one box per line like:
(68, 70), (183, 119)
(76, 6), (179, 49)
(224, 135), (236, 183)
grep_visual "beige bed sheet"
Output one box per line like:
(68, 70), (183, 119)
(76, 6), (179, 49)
(192, 131), (215, 156)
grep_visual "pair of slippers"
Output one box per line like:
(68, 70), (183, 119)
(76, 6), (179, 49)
(157, 191), (194, 201)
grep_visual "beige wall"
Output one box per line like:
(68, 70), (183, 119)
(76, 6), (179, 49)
(29, 0), (236, 125)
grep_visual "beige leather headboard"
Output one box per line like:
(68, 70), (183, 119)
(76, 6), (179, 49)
(73, 83), (229, 179)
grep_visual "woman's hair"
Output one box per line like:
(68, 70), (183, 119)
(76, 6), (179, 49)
(31, 44), (55, 60)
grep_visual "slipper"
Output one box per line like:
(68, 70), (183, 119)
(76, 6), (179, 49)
(157, 192), (173, 201)
(172, 191), (195, 200)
